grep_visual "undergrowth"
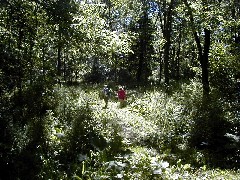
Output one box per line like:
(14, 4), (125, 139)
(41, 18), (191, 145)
(2, 81), (239, 179)
(50, 80), (239, 179)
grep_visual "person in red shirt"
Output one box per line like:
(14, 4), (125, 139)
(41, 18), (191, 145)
(117, 86), (126, 107)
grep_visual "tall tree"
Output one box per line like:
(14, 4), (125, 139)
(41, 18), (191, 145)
(128, 0), (155, 83)
(155, 0), (177, 85)
(42, 0), (77, 77)
(163, 0), (175, 85)
(183, 0), (211, 96)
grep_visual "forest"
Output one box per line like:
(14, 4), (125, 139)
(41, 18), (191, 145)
(0, 0), (240, 179)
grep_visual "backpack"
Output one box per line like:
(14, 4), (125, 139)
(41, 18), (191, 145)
(103, 87), (110, 97)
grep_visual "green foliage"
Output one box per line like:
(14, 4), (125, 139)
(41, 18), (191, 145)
(0, 83), (56, 179)
(128, 3), (155, 83)
(60, 103), (107, 164)
(1, 80), (240, 179)
(124, 80), (240, 170)
(1, 0), (240, 179)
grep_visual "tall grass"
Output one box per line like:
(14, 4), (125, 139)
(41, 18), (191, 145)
(3, 81), (239, 179)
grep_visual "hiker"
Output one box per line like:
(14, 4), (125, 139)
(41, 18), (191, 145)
(102, 84), (111, 108)
(237, 78), (240, 102)
(117, 86), (126, 108)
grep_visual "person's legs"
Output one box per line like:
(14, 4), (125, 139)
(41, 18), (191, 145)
(104, 97), (108, 108)
(119, 99), (124, 108)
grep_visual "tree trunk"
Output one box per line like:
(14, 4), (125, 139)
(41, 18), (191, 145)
(184, 0), (211, 96)
(175, 28), (182, 79)
(57, 25), (62, 76)
(159, 51), (163, 83)
(163, 0), (174, 85)
(164, 40), (170, 84)
(136, 52), (143, 83)
(202, 28), (211, 95)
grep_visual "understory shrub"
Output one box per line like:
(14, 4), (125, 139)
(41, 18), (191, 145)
(126, 80), (240, 169)
(187, 88), (240, 168)
(0, 81), (57, 179)
(60, 104), (107, 165)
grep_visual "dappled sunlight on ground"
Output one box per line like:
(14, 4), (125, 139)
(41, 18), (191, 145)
(90, 99), (158, 144)
(70, 86), (240, 179)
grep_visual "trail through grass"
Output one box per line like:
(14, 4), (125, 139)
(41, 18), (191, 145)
(72, 85), (240, 179)
(78, 87), (160, 146)
(96, 101), (158, 144)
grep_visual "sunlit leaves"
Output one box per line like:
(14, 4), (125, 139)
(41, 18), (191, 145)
(72, 1), (135, 69)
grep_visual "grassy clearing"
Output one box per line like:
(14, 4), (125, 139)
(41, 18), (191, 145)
(41, 81), (240, 179)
